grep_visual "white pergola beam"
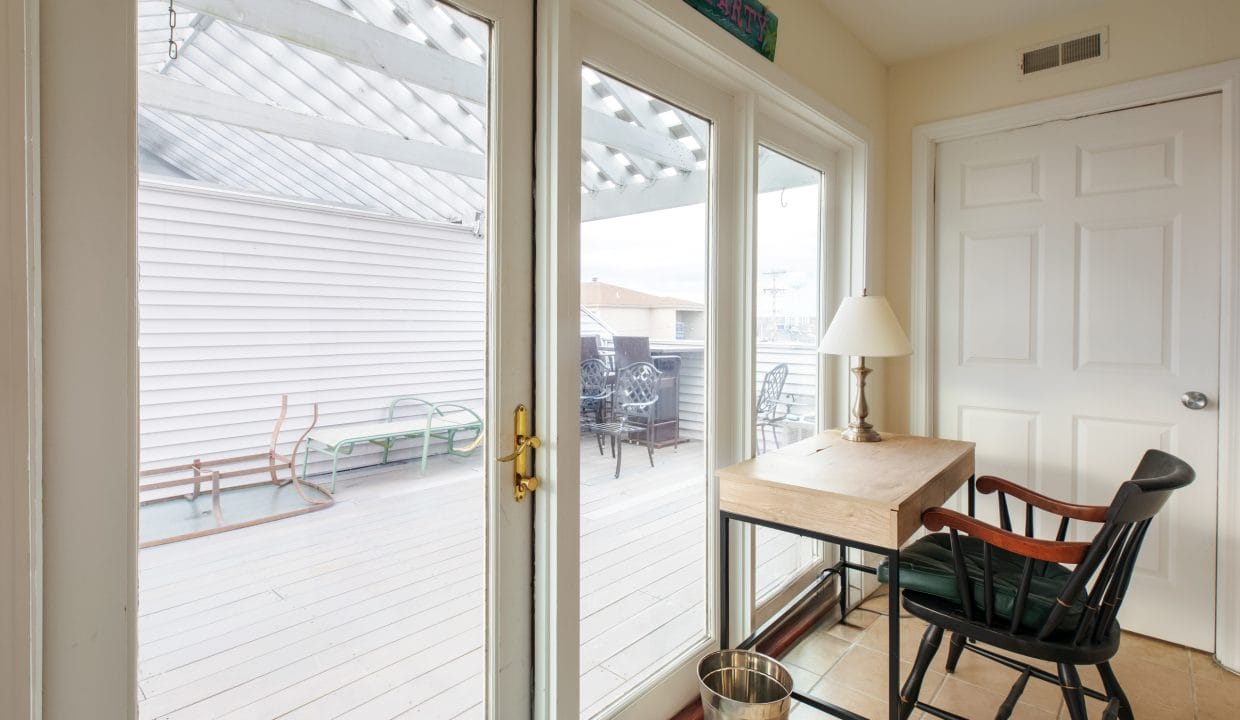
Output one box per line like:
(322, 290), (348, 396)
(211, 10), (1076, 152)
(140, 73), (486, 178)
(582, 175), (705, 222)
(581, 109), (697, 173)
(164, 0), (702, 181)
(175, 0), (488, 104)
(582, 163), (818, 222)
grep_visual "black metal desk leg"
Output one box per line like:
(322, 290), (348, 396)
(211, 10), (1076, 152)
(888, 549), (900, 720)
(720, 514), (730, 648)
(838, 543), (849, 619)
(968, 474), (976, 517)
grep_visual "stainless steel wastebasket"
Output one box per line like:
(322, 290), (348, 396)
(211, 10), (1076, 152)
(697, 649), (793, 720)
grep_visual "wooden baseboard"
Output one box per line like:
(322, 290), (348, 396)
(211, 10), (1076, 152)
(670, 579), (841, 720)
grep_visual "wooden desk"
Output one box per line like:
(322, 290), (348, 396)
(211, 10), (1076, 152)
(716, 430), (974, 720)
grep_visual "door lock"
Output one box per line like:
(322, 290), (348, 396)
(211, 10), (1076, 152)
(1181, 391), (1208, 410)
(498, 404), (541, 501)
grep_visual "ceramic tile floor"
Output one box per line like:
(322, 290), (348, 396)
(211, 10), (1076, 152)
(778, 589), (1240, 719)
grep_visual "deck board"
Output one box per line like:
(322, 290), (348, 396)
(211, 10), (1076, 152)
(138, 439), (785, 719)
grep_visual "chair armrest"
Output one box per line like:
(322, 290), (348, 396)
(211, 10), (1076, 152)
(976, 475), (1108, 523)
(922, 508), (1091, 564)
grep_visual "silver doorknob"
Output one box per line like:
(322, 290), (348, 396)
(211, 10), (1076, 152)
(1181, 391), (1208, 410)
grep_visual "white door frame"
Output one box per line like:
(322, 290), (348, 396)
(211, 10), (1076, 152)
(39, 0), (139, 716)
(1, 0), (41, 717)
(907, 58), (1240, 671)
(478, 0), (538, 712)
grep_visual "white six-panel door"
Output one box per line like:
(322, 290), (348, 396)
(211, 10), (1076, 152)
(935, 94), (1222, 650)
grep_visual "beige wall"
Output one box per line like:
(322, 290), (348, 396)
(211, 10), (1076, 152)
(771, 0), (886, 137)
(883, 0), (1240, 431)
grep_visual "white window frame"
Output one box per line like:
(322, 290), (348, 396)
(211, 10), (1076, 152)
(535, 1), (875, 717)
(748, 118), (846, 629)
(545, 15), (737, 719)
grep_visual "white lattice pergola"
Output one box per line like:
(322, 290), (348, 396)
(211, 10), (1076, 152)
(137, 0), (815, 224)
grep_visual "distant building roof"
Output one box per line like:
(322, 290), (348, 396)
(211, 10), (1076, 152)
(581, 281), (703, 310)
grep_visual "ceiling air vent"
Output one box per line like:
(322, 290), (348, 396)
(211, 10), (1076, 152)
(1020, 27), (1108, 77)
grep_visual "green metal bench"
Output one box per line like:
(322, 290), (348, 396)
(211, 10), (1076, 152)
(301, 396), (484, 492)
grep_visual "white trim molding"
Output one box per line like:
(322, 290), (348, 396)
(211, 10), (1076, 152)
(2, 0), (40, 716)
(909, 58), (1240, 671)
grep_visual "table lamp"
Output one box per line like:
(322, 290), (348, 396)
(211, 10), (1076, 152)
(818, 290), (912, 442)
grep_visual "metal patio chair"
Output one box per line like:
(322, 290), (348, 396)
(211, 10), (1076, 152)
(612, 335), (652, 369)
(587, 361), (660, 479)
(580, 358), (611, 454)
(755, 363), (791, 453)
(581, 335), (603, 362)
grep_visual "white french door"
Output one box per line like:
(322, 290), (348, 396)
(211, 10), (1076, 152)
(41, 0), (536, 717)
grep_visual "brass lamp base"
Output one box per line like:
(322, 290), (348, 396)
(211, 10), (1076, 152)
(843, 357), (883, 442)
(841, 422), (881, 443)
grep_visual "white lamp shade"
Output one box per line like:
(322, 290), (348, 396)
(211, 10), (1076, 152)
(818, 294), (912, 357)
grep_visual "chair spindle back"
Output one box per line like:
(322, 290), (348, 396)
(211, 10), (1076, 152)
(946, 450), (1193, 646)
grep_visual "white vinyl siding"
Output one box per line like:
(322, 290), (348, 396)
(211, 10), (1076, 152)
(676, 349), (706, 441)
(137, 182), (817, 480)
(138, 181), (485, 478)
(755, 344), (818, 419)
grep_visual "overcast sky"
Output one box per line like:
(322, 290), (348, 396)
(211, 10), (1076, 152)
(581, 183), (819, 319)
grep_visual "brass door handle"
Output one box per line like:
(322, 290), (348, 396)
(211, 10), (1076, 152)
(498, 404), (540, 501)
(497, 434), (541, 462)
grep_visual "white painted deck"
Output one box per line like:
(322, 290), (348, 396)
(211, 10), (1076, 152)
(137, 437), (790, 719)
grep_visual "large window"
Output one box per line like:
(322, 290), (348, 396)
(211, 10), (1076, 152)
(753, 145), (827, 607)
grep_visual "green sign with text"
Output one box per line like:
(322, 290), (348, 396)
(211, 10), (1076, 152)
(683, 0), (779, 61)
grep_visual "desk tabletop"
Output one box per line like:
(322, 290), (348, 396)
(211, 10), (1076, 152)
(717, 430), (975, 550)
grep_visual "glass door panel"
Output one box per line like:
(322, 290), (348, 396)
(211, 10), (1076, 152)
(578, 67), (711, 718)
(753, 146), (826, 611)
(134, 0), (533, 716)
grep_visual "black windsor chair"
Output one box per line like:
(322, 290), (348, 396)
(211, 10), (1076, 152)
(881, 449), (1195, 720)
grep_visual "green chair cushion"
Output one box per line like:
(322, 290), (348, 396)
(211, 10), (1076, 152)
(877, 533), (1083, 633)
